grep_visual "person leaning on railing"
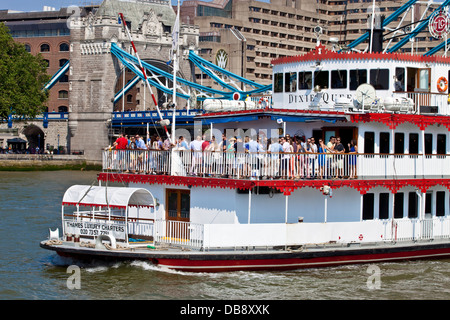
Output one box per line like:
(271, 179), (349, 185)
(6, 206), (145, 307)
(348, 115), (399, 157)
(111, 133), (128, 172)
(348, 139), (358, 179)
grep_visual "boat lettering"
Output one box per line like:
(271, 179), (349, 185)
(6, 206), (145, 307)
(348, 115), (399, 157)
(288, 93), (353, 104)
(101, 224), (125, 232)
(65, 220), (125, 237)
(66, 222), (83, 229)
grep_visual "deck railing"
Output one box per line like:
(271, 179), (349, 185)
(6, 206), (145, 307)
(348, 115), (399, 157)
(103, 149), (450, 179)
(153, 219), (204, 249)
(153, 217), (450, 250)
(63, 213), (450, 250)
(397, 91), (449, 115)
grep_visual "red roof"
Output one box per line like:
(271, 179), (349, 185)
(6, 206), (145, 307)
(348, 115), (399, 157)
(271, 44), (450, 66)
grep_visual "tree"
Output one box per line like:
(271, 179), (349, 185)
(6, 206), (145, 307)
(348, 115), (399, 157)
(0, 23), (50, 121)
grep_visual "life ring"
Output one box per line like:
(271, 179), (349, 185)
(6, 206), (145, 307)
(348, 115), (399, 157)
(258, 97), (269, 108)
(437, 77), (448, 92)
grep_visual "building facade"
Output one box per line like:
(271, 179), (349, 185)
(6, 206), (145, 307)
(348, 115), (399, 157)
(0, 6), (99, 113)
(181, 0), (443, 90)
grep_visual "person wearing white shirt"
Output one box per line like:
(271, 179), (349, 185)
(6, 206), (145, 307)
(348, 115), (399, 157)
(190, 136), (203, 175)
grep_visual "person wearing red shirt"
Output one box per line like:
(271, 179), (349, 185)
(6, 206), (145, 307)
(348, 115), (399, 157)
(114, 133), (128, 150)
(113, 133), (129, 172)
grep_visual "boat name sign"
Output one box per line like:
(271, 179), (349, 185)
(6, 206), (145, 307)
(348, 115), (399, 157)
(64, 220), (126, 239)
(288, 93), (353, 104)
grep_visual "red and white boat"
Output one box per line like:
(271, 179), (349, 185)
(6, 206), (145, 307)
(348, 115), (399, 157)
(41, 9), (450, 272)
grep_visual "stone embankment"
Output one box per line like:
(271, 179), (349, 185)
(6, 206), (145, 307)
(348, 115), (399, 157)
(0, 154), (101, 171)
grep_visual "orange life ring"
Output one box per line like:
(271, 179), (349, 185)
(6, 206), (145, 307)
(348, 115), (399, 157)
(437, 77), (448, 92)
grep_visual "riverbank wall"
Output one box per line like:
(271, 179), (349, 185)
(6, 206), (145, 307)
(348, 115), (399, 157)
(0, 154), (101, 171)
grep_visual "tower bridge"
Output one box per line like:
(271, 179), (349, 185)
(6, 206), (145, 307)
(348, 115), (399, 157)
(4, 0), (450, 162)
(67, 0), (199, 162)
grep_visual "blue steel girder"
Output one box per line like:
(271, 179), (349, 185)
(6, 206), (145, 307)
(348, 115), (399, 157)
(110, 43), (271, 101)
(344, 0), (420, 51)
(114, 75), (141, 104)
(188, 50), (269, 92)
(43, 60), (70, 91)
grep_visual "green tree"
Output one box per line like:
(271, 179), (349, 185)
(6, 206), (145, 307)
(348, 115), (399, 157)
(0, 23), (50, 121)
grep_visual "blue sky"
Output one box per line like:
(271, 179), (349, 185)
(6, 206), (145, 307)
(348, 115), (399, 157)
(0, 0), (78, 11)
(0, 0), (184, 12)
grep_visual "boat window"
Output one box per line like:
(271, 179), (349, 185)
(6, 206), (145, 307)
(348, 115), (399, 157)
(298, 71), (312, 89)
(394, 132), (404, 154)
(395, 67), (405, 91)
(370, 68), (389, 90)
(362, 193), (374, 220)
(379, 193), (390, 219)
(436, 191), (445, 217)
(379, 132), (390, 154)
(425, 133), (433, 154)
(425, 193), (432, 215)
(437, 134), (446, 155)
(314, 70), (329, 89)
(394, 193), (404, 219)
(331, 70), (347, 89)
(364, 132), (374, 153)
(274, 73), (283, 93)
(166, 189), (190, 222)
(418, 68), (430, 91)
(284, 72), (297, 92)
(409, 133), (419, 154)
(180, 192), (190, 219)
(349, 69), (367, 90)
(408, 192), (418, 218)
(167, 192), (178, 218)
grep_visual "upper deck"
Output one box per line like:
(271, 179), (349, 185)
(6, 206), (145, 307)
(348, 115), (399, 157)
(270, 44), (450, 115)
(101, 147), (450, 195)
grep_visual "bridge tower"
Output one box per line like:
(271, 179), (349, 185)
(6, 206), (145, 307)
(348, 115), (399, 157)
(68, 0), (198, 162)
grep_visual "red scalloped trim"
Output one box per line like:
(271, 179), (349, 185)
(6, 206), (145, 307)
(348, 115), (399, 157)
(350, 113), (450, 130)
(199, 108), (450, 131)
(98, 173), (450, 196)
(62, 202), (153, 208)
(272, 44), (450, 66)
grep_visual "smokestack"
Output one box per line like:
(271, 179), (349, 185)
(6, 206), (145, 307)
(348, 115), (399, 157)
(368, 6), (384, 53)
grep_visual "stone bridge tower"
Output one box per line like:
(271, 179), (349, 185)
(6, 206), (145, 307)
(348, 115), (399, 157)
(68, 0), (198, 163)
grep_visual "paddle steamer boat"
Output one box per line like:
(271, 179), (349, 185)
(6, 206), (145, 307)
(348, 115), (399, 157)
(41, 14), (450, 272)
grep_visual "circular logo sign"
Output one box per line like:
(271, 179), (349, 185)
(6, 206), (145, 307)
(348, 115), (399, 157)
(429, 11), (450, 39)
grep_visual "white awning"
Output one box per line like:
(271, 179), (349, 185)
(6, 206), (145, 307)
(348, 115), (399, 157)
(62, 185), (155, 209)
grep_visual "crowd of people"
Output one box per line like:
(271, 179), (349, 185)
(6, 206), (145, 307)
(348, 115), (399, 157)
(107, 132), (358, 179)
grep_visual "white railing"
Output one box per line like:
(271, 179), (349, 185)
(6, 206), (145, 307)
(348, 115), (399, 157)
(400, 91), (449, 115)
(103, 149), (450, 179)
(104, 149), (170, 174)
(201, 217), (450, 249)
(386, 217), (450, 242)
(64, 214), (450, 250)
(153, 219), (204, 249)
(133, 217), (450, 249)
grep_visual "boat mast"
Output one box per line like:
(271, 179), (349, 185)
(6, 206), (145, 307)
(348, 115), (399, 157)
(171, 0), (180, 144)
(118, 12), (173, 143)
(369, 0), (376, 53)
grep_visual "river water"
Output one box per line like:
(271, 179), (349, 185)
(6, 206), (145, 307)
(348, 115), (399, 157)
(1, 171), (450, 302)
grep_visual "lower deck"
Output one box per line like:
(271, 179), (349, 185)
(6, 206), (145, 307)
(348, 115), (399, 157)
(58, 173), (450, 251)
(40, 237), (450, 272)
